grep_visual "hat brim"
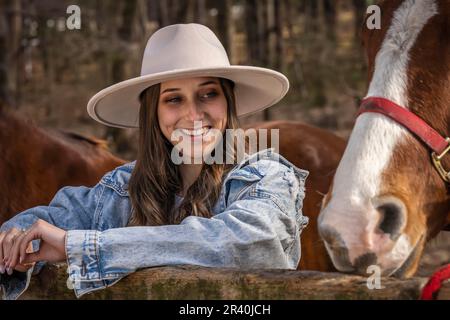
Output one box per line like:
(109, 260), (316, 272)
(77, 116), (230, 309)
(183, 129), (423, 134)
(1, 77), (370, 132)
(87, 66), (289, 128)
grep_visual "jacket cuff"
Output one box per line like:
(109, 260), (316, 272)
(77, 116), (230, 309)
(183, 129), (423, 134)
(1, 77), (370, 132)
(65, 230), (105, 298)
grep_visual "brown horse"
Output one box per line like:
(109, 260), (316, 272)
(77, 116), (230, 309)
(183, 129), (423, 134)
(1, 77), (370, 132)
(0, 105), (126, 224)
(244, 120), (346, 271)
(319, 0), (450, 277)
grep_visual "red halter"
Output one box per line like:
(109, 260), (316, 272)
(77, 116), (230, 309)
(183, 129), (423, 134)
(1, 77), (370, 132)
(357, 97), (450, 183)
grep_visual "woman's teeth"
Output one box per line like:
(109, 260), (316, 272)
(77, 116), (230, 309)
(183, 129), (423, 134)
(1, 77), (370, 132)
(180, 127), (211, 136)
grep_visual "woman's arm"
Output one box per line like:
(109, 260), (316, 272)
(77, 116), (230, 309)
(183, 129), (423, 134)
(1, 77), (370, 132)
(0, 184), (105, 233)
(0, 183), (105, 269)
(64, 160), (308, 298)
(0, 182), (106, 299)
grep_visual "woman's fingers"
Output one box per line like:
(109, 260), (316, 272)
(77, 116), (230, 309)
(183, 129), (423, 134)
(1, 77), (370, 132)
(5, 230), (24, 271)
(6, 229), (33, 272)
(0, 220), (67, 274)
(19, 234), (34, 265)
(10, 222), (42, 267)
(6, 239), (34, 273)
(3, 224), (39, 273)
(1, 228), (22, 274)
(2, 229), (19, 260)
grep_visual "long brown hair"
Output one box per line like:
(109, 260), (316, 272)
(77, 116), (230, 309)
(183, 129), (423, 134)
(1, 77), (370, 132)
(128, 78), (239, 226)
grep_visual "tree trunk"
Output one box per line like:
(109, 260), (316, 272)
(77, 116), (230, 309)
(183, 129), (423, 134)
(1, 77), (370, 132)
(274, 0), (284, 71)
(216, 0), (232, 56)
(118, 0), (137, 41)
(256, 0), (267, 66)
(323, 0), (337, 41)
(304, 0), (318, 34)
(196, 0), (207, 25)
(352, 0), (367, 39)
(159, 0), (170, 27)
(267, 0), (276, 69)
(105, 1), (138, 152)
(0, 1), (9, 106)
(3, 0), (23, 108)
(244, 0), (259, 65)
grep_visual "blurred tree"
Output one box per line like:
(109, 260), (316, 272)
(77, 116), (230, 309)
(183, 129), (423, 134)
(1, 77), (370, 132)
(105, 0), (142, 154)
(0, 0), (23, 108)
(196, 0), (207, 24)
(352, 0), (367, 39)
(274, 0), (284, 71)
(216, 0), (232, 55)
(0, 1), (9, 105)
(244, 0), (259, 64)
(323, 0), (337, 40)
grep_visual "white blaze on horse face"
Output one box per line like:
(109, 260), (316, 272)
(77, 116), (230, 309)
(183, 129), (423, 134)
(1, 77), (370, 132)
(319, 0), (438, 272)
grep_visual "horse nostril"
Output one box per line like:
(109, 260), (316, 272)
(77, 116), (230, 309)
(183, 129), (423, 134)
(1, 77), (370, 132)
(354, 252), (377, 274)
(376, 201), (406, 240)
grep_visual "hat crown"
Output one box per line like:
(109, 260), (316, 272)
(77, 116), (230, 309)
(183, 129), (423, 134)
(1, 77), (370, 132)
(140, 24), (231, 76)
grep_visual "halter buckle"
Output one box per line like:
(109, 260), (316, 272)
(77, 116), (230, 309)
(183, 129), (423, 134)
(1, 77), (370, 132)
(431, 137), (450, 183)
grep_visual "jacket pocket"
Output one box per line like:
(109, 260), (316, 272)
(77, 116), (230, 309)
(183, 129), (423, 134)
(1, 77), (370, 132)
(224, 173), (262, 207)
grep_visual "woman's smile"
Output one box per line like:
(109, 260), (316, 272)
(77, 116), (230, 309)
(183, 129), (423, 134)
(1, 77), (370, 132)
(178, 125), (212, 139)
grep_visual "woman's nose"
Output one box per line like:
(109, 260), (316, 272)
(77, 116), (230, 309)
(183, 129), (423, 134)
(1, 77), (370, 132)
(185, 100), (204, 121)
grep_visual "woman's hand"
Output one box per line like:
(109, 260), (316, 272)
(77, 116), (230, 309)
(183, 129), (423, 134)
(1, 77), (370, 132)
(0, 219), (67, 275)
(0, 228), (34, 274)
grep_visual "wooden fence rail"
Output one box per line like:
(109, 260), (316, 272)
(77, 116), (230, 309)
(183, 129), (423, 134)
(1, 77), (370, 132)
(17, 264), (449, 300)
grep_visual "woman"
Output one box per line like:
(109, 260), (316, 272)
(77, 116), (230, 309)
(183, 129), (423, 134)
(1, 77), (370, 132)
(0, 24), (309, 299)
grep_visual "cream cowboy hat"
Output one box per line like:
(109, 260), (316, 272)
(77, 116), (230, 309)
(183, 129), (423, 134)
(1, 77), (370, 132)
(87, 23), (290, 128)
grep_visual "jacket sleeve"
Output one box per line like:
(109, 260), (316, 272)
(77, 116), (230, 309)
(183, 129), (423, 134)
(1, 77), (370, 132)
(65, 160), (309, 298)
(0, 182), (106, 300)
(0, 184), (105, 233)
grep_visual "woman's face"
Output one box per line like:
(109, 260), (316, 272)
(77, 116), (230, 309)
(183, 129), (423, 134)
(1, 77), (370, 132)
(158, 77), (228, 162)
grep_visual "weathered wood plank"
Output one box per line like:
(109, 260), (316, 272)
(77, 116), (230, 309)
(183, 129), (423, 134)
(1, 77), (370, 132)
(18, 264), (431, 300)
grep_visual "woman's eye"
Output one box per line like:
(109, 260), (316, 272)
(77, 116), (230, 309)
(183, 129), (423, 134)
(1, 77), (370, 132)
(201, 91), (218, 99)
(165, 97), (181, 104)
(164, 91), (217, 104)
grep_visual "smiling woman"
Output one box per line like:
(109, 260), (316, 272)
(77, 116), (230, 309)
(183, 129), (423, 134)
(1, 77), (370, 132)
(128, 76), (238, 227)
(0, 23), (309, 300)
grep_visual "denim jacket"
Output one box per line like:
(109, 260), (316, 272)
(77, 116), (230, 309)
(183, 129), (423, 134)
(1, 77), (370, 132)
(0, 148), (309, 299)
